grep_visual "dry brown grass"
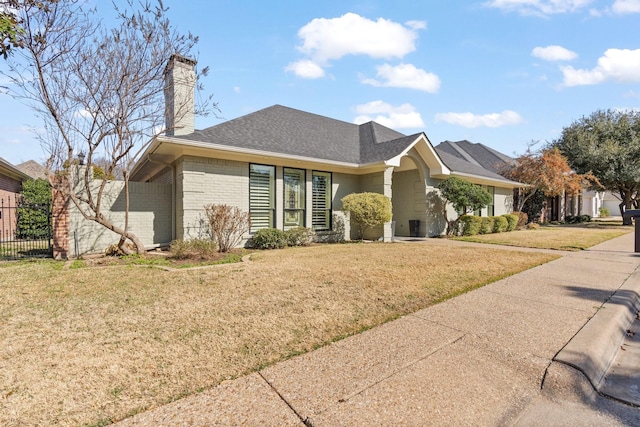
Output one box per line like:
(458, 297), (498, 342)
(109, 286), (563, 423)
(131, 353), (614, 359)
(454, 222), (633, 251)
(0, 242), (557, 426)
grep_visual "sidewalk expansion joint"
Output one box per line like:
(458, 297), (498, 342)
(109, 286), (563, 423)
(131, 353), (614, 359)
(257, 371), (313, 426)
(407, 313), (468, 335)
(329, 334), (468, 408)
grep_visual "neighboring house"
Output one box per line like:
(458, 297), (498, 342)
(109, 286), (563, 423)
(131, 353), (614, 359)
(434, 140), (518, 217)
(126, 55), (522, 245)
(601, 191), (627, 218)
(436, 140), (516, 174)
(438, 140), (610, 221)
(16, 160), (48, 181)
(0, 157), (33, 240)
(0, 157), (30, 202)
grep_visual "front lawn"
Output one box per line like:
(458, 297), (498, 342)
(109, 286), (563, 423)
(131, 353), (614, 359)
(453, 222), (633, 251)
(1, 242), (557, 426)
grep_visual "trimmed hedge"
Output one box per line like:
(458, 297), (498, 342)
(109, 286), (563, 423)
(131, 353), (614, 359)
(251, 227), (316, 249)
(503, 214), (518, 231)
(565, 214), (591, 224)
(285, 227), (315, 246)
(479, 217), (494, 234)
(457, 214), (521, 236)
(460, 215), (482, 236)
(493, 216), (508, 233)
(252, 228), (287, 249)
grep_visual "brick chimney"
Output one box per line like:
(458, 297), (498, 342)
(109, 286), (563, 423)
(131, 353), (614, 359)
(164, 54), (196, 136)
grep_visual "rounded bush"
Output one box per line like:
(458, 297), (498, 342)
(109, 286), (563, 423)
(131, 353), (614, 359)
(459, 215), (482, 236)
(493, 216), (508, 233)
(284, 227), (315, 246)
(503, 214), (518, 231)
(251, 228), (287, 249)
(480, 217), (495, 234)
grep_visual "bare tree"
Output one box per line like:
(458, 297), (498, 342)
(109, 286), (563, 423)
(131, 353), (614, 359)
(2, 0), (214, 254)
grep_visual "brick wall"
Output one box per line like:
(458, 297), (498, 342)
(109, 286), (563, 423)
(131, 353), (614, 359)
(178, 156), (248, 240)
(67, 168), (172, 257)
(0, 173), (22, 194)
(0, 173), (23, 241)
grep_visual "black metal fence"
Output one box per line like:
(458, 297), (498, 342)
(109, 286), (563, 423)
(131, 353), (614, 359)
(0, 196), (53, 259)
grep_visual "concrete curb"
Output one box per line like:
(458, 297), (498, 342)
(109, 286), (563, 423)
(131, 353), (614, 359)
(554, 267), (640, 393)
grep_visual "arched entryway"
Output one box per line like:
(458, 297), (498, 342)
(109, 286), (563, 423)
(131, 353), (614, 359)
(390, 150), (446, 238)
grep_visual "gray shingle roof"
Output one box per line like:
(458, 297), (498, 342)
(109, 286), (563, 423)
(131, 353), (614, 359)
(170, 105), (519, 186)
(435, 149), (515, 182)
(181, 105), (362, 163)
(179, 105), (420, 165)
(437, 140), (515, 174)
(16, 160), (48, 180)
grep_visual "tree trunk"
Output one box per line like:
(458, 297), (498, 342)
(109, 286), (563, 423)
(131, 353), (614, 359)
(94, 213), (146, 254)
(620, 190), (633, 226)
(116, 171), (145, 254)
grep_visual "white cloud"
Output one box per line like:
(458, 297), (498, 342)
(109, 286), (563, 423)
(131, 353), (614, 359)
(233, 86), (241, 93)
(287, 13), (424, 79)
(353, 101), (425, 129)
(434, 110), (524, 128)
(284, 59), (326, 79)
(561, 48), (640, 86)
(405, 20), (427, 30)
(297, 13), (422, 62)
(484, 0), (593, 16)
(612, 0), (640, 13)
(531, 45), (578, 61)
(360, 63), (441, 93)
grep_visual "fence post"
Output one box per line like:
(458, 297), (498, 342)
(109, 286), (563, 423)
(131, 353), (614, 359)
(52, 178), (70, 259)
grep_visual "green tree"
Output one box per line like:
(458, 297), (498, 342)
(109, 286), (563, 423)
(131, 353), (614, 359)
(0, 8), (21, 59)
(554, 109), (640, 224)
(0, 1), (55, 59)
(16, 178), (51, 239)
(437, 177), (492, 236)
(341, 192), (392, 240)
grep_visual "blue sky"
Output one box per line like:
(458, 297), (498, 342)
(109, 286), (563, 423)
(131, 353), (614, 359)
(1, 0), (639, 165)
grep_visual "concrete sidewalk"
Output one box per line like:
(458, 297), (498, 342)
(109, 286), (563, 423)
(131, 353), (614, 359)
(117, 233), (640, 426)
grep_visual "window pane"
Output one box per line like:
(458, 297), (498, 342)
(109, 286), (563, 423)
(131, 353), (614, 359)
(284, 168), (305, 230)
(312, 171), (331, 230)
(250, 164), (275, 233)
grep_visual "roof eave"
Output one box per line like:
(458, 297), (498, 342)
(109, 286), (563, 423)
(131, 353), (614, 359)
(450, 171), (526, 189)
(131, 135), (390, 181)
(0, 158), (32, 182)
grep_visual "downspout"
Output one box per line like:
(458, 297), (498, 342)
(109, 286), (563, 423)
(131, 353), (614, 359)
(146, 154), (176, 242)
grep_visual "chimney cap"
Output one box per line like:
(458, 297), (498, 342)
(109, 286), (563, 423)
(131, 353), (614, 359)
(165, 54), (197, 73)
